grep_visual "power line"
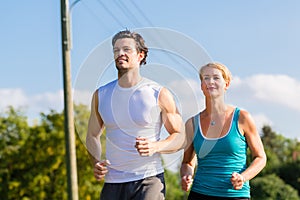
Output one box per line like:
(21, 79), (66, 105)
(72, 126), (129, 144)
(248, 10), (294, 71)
(128, 2), (186, 67)
(79, 0), (112, 32)
(114, 0), (143, 27)
(96, 0), (125, 28)
(129, 0), (155, 27)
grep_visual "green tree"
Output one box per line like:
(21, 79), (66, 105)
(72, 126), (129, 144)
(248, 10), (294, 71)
(19, 110), (67, 199)
(164, 169), (185, 200)
(0, 107), (68, 199)
(262, 126), (297, 163)
(251, 174), (300, 200)
(260, 125), (300, 175)
(0, 105), (103, 199)
(0, 107), (29, 199)
(260, 125), (300, 195)
(278, 160), (300, 196)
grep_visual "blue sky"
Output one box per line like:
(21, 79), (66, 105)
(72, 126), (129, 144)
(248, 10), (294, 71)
(1, 0), (300, 143)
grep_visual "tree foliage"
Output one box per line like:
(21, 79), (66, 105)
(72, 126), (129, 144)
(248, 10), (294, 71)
(0, 107), (29, 199)
(251, 174), (300, 200)
(251, 125), (300, 199)
(164, 170), (185, 200)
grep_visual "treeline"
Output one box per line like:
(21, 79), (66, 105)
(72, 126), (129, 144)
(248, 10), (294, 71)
(0, 105), (299, 199)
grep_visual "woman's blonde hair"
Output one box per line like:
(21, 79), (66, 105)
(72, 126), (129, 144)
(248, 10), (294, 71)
(199, 62), (232, 85)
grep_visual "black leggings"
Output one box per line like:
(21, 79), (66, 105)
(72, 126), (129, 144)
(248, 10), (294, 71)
(188, 191), (250, 200)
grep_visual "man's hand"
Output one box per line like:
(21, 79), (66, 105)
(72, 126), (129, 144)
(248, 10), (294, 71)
(135, 137), (157, 156)
(94, 160), (110, 181)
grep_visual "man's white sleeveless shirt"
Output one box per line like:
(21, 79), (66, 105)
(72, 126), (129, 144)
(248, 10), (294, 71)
(98, 78), (164, 183)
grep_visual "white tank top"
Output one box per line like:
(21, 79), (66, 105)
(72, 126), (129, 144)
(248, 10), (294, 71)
(98, 78), (164, 183)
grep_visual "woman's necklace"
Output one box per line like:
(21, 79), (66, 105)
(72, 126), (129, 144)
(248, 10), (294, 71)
(209, 108), (228, 126)
(210, 120), (216, 126)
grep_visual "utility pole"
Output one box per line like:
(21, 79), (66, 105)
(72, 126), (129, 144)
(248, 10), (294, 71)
(60, 0), (79, 199)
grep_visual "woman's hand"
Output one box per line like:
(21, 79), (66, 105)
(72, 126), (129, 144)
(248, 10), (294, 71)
(181, 175), (193, 191)
(231, 172), (246, 190)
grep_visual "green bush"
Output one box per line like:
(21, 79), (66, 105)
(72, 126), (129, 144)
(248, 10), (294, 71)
(251, 174), (300, 200)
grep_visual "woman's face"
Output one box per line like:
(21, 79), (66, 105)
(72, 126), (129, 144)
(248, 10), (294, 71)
(200, 67), (228, 98)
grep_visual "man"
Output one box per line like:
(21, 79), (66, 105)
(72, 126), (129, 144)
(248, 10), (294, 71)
(86, 30), (184, 200)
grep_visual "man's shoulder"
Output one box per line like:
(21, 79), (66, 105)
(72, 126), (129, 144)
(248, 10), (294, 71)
(98, 79), (118, 90)
(96, 79), (118, 98)
(141, 77), (162, 89)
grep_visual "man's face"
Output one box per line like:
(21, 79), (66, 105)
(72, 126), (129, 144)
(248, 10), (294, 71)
(113, 38), (144, 70)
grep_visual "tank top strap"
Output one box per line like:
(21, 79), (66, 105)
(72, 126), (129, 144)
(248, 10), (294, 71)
(192, 113), (200, 139)
(233, 107), (241, 126)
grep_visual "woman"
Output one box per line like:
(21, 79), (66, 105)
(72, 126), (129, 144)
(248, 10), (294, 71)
(180, 62), (266, 199)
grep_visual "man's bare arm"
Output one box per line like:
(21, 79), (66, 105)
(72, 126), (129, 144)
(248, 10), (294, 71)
(135, 87), (184, 156)
(86, 90), (104, 165)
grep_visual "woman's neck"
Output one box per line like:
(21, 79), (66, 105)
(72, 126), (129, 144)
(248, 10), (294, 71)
(205, 98), (227, 115)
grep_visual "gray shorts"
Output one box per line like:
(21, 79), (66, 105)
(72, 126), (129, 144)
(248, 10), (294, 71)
(100, 173), (165, 200)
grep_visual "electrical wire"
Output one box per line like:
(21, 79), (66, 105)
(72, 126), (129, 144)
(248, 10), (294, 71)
(96, 0), (126, 28)
(129, 0), (155, 27)
(114, 0), (143, 27)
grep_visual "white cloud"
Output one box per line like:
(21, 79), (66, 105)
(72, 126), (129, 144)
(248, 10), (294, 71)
(73, 89), (93, 107)
(230, 74), (300, 112)
(246, 74), (300, 111)
(0, 88), (63, 119)
(0, 88), (94, 119)
(31, 90), (64, 113)
(0, 88), (28, 108)
(252, 113), (273, 134)
(229, 74), (300, 139)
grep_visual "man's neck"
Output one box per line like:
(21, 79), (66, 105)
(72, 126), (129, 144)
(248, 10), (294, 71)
(118, 69), (142, 88)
